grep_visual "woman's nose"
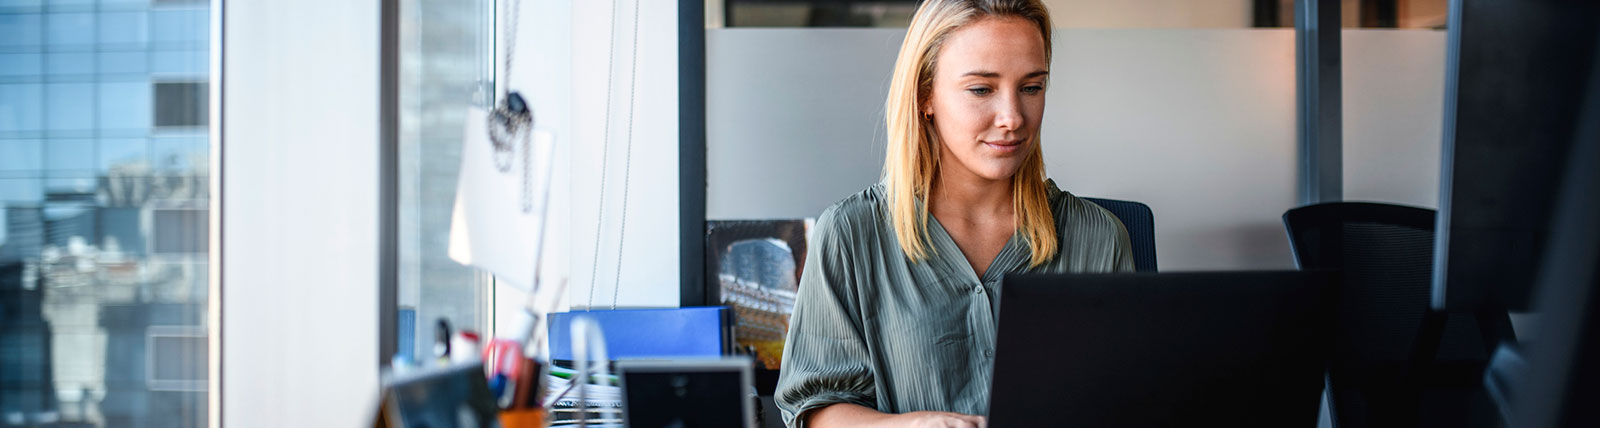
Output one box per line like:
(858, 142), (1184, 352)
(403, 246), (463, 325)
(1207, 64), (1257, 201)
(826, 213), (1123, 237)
(993, 95), (1024, 131)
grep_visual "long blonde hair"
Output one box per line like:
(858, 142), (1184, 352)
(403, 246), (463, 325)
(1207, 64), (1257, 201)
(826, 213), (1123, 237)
(883, 0), (1057, 267)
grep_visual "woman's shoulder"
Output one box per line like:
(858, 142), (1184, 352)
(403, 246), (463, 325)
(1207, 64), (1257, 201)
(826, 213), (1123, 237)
(1047, 180), (1129, 242)
(813, 184), (889, 241)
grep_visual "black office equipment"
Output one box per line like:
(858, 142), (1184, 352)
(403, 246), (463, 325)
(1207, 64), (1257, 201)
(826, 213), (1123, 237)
(1427, 2), (1600, 425)
(1487, 18), (1600, 426)
(618, 359), (756, 428)
(1510, 103), (1600, 428)
(1432, 0), (1600, 313)
(1284, 202), (1499, 427)
(376, 362), (502, 428)
(1082, 197), (1158, 272)
(988, 271), (1336, 427)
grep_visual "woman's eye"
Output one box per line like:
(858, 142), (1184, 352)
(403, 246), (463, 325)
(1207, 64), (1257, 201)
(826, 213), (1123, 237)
(968, 87), (993, 96)
(1022, 85), (1044, 95)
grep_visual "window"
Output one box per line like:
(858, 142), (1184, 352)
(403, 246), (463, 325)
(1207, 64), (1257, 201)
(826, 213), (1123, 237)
(393, 0), (496, 365)
(153, 81), (207, 128)
(0, 1), (210, 426)
(151, 209), (207, 254)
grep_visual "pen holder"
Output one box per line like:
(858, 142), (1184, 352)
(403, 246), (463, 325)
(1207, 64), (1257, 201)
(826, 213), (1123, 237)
(483, 338), (550, 427)
(499, 408), (548, 428)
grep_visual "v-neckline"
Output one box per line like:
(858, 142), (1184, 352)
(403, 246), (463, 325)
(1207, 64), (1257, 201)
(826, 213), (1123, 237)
(925, 213), (1026, 284)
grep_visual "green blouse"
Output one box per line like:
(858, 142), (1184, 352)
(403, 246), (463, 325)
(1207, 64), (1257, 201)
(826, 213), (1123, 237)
(775, 180), (1134, 427)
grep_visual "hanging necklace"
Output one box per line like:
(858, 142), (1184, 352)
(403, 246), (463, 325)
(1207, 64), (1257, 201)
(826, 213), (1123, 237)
(486, 0), (534, 212)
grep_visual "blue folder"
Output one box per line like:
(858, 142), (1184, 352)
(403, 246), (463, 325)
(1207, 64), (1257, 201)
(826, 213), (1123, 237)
(547, 307), (731, 361)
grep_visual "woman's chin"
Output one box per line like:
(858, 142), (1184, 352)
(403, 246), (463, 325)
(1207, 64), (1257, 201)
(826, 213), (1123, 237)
(973, 165), (1024, 182)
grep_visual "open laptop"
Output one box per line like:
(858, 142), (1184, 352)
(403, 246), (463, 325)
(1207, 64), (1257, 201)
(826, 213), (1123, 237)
(987, 271), (1337, 427)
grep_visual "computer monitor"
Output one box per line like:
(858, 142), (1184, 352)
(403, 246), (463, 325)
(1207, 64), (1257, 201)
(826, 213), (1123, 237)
(1432, 0), (1600, 312)
(617, 358), (756, 428)
(988, 271), (1336, 427)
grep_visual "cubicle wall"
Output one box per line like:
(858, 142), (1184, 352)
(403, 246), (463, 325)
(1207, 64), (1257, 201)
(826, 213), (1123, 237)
(1342, 30), (1447, 209)
(707, 28), (1446, 271)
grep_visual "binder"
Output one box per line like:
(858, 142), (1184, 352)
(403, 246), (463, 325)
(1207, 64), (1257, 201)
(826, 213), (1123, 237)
(547, 307), (733, 362)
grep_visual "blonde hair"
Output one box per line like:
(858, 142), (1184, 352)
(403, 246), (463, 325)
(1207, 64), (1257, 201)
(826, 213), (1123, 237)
(883, 0), (1057, 267)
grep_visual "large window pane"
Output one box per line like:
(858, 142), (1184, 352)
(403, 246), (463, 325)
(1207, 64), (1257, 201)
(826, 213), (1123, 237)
(149, 136), (206, 174)
(149, 50), (206, 75)
(0, 2), (210, 427)
(98, 138), (148, 174)
(153, 81), (207, 128)
(395, 0), (495, 364)
(44, 84), (94, 132)
(96, 81), (150, 132)
(149, 9), (206, 45)
(0, 14), (42, 47)
(44, 139), (94, 173)
(0, 140), (42, 172)
(45, 52), (94, 76)
(97, 11), (147, 46)
(99, 51), (148, 75)
(0, 0), (44, 10)
(0, 54), (42, 77)
(0, 84), (44, 133)
(45, 13), (94, 46)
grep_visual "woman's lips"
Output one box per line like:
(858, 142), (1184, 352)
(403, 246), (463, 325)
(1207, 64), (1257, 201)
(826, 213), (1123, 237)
(984, 140), (1022, 153)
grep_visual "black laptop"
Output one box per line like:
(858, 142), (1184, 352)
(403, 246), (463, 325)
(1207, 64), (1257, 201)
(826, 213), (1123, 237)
(987, 271), (1337, 427)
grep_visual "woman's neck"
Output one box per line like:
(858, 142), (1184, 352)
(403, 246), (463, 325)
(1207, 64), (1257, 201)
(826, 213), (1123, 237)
(929, 167), (1013, 223)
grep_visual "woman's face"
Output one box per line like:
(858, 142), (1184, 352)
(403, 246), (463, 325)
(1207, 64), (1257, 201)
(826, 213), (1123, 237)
(924, 16), (1049, 184)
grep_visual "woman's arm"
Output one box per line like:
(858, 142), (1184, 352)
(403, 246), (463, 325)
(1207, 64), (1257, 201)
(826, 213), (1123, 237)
(809, 404), (986, 428)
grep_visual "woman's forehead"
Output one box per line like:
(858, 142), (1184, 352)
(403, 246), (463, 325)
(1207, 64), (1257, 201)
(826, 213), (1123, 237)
(937, 17), (1048, 76)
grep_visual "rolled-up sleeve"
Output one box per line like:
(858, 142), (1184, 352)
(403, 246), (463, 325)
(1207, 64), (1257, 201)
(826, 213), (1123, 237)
(775, 208), (877, 428)
(1111, 220), (1135, 273)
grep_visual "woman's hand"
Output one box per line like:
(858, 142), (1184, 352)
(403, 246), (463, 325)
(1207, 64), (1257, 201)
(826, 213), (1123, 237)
(809, 404), (986, 428)
(891, 411), (987, 428)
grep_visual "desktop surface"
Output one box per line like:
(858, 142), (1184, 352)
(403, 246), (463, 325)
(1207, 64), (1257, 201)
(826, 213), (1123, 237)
(988, 271), (1336, 427)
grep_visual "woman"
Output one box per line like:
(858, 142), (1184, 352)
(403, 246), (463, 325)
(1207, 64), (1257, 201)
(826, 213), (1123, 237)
(774, 1), (1134, 427)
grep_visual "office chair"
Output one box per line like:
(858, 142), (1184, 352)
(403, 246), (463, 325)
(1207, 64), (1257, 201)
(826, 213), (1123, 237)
(1082, 197), (1157, 272)
(1283, 202), (1504, 428)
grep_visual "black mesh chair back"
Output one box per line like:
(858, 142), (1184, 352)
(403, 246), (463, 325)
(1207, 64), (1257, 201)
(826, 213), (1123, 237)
(1284, 202), (1501, 428)
(1083, 197), (1157, 272)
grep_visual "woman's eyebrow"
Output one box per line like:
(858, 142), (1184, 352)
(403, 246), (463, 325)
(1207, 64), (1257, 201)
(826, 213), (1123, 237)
(959, 70), (1050, 78)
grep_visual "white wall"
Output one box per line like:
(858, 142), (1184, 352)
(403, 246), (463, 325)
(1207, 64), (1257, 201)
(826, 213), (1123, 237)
(567, 0), (681, 309)
(706, 29), (895, 220)
(710, 28), (1301, 270)
(1048, 29), (1301, 270)
(1342, 29), (1448, 209)
(1041, 0), (1254, 28)
(220, 0), (379, 426)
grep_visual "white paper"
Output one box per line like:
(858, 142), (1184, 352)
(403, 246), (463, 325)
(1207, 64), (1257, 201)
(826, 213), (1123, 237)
(448, 107), (555, 291)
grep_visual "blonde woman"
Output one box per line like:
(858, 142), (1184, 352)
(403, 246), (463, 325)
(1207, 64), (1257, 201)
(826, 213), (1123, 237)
(774, 0), (1133, 427)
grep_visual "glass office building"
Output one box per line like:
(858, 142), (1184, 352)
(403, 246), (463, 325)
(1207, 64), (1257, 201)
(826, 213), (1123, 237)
(0, 0), (210, 427)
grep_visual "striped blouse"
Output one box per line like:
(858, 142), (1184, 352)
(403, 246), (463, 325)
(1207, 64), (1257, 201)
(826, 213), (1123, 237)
(775, 180), (1134, 427)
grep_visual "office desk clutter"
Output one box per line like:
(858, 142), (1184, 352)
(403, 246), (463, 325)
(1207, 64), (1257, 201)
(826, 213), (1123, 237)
(542, 308), (758, 428)
(377, 308), (553, 428)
